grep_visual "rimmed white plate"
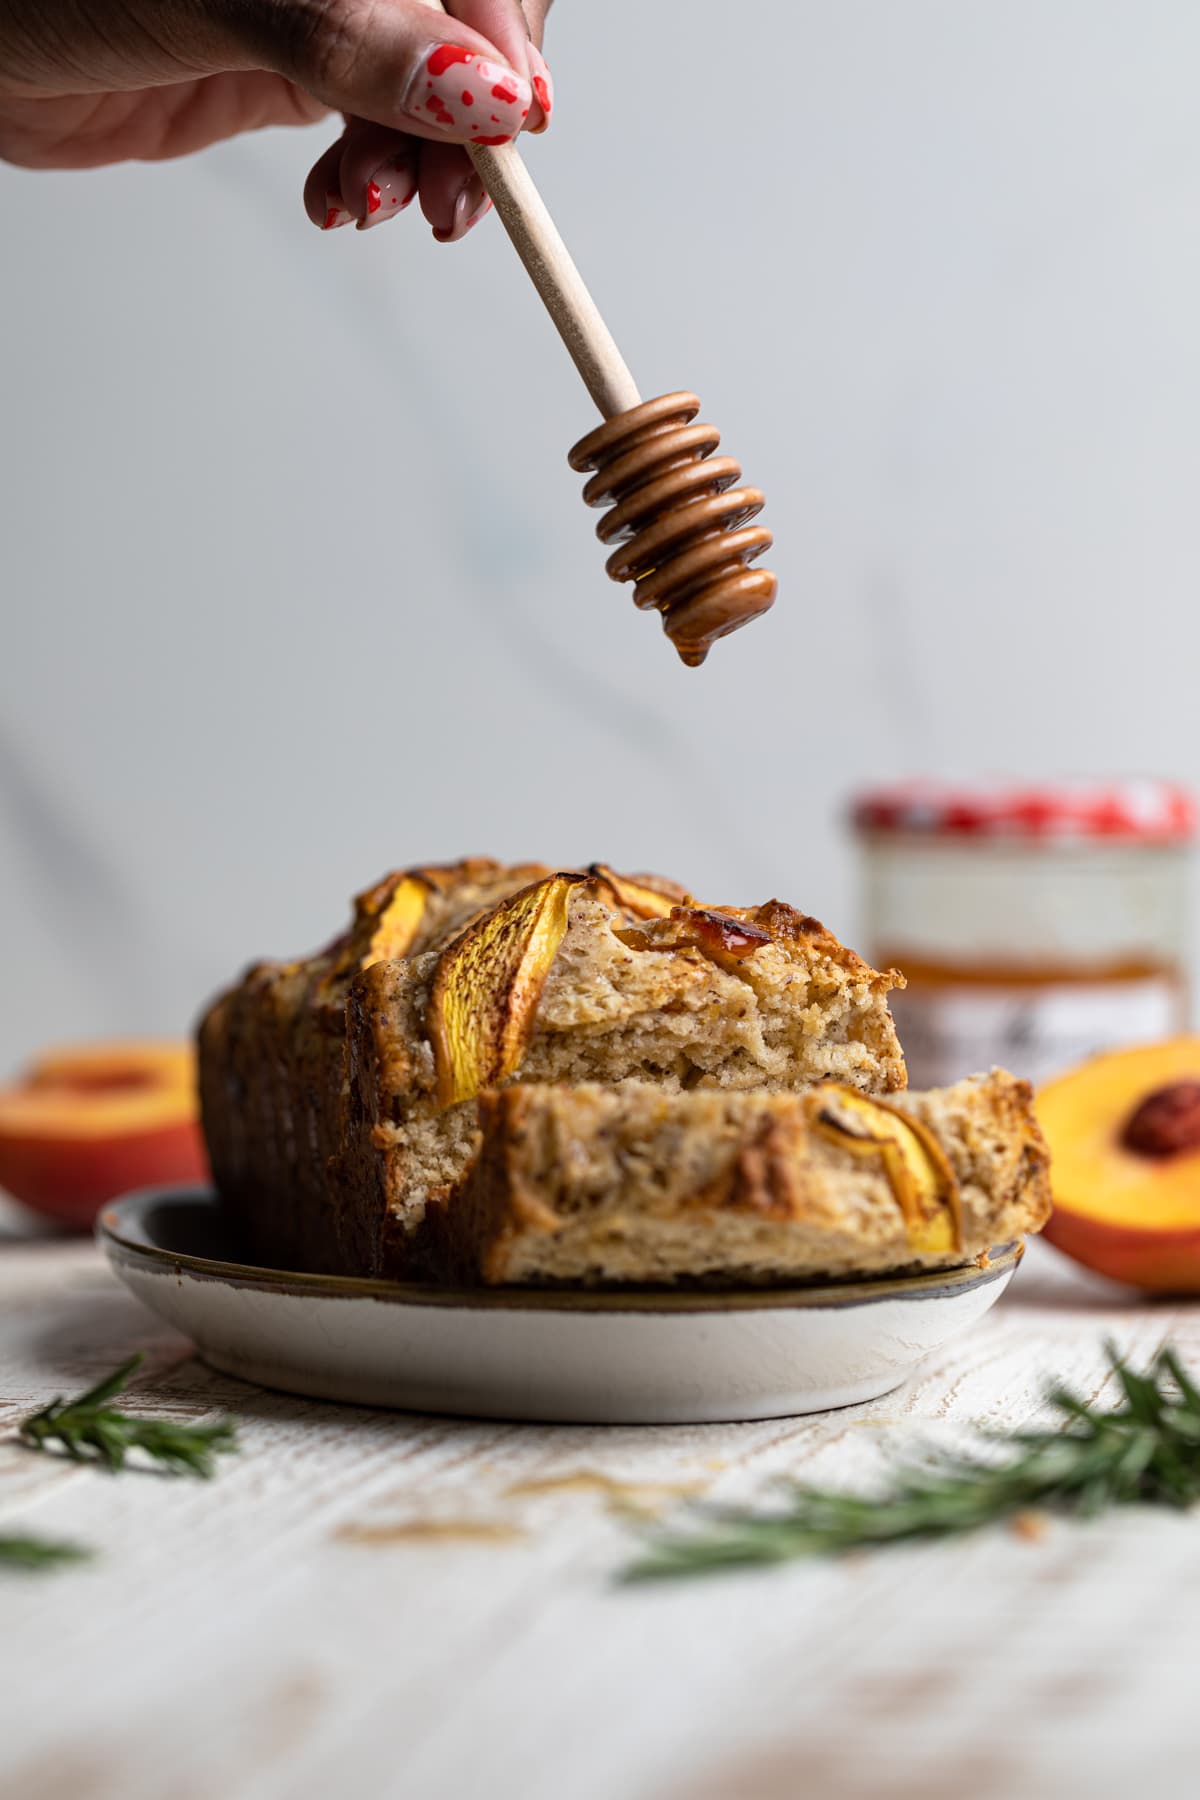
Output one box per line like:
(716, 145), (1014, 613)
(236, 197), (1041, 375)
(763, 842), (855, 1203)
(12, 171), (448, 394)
(99, 1188), (1023, 1425)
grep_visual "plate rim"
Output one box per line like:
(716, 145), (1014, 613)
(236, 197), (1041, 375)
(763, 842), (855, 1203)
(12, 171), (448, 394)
(98, 1186), (1024, 1315)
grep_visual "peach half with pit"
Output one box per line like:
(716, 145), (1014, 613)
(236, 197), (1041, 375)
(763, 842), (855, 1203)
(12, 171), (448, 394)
(1040, 1038), (1200, 1292)
(0, 1041), (208, 1228)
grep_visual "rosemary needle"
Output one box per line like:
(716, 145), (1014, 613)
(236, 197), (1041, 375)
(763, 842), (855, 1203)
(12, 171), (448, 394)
(19, 1354), (239, 1478)
(0, 1532), (90, 1571)
(624, 1343), (1200, 1582)
(3, 1358), (238, 1570)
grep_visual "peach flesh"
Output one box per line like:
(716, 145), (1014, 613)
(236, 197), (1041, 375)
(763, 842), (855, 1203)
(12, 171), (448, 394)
(0, 1041), (208, 1229)
(1040, 1039), (1200, 1294)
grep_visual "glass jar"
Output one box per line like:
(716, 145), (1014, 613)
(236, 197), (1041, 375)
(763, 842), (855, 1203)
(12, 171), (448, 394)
(851, 780), (1195, 1089)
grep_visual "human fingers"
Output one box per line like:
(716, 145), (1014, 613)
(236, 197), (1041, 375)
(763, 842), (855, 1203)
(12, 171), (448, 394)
(241, 0), (532, 144)
(443, 0), (552, 131)
(417, 136), (491, 242)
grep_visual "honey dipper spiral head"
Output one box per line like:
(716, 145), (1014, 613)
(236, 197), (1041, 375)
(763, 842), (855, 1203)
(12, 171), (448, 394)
(567, 392), (777, 666)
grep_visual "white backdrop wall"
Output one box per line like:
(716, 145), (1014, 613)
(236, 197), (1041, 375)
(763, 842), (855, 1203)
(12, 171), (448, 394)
(3, 0), (1199, 1067)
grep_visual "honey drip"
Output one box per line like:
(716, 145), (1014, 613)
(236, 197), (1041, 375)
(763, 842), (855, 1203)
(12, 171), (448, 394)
(568, 392), (777, 666)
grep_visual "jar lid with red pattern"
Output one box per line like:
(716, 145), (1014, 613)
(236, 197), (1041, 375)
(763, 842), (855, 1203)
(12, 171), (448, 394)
(850, 778), (1197, 843)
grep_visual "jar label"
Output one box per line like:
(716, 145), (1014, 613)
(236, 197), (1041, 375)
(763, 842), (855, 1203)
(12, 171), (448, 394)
(890, 977), (1184, 1090)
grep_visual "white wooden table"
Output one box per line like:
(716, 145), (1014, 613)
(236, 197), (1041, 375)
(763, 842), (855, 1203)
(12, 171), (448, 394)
(3, 1217), (1200, 1800)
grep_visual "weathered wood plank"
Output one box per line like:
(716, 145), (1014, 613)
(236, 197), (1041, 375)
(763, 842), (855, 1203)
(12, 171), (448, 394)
(2, 1240), (1198, 1800)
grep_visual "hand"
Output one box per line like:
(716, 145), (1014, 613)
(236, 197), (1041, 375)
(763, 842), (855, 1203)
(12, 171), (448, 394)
(0, 0), (554, 242)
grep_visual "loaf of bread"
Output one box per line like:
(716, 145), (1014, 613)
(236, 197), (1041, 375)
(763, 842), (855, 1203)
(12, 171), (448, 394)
(199, 862), (910, 1279)
(442, 1072), (1052, 1286)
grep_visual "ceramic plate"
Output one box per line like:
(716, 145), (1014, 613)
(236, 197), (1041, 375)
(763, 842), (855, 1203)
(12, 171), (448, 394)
(99, 1188), (1022, 1425)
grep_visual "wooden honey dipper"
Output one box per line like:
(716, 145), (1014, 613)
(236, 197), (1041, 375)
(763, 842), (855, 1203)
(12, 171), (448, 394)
(412, 25), (776, 664)
(467, 142), (777, 664)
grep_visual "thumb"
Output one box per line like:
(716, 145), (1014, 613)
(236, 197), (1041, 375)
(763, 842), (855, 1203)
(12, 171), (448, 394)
(238, 0), (533, 144)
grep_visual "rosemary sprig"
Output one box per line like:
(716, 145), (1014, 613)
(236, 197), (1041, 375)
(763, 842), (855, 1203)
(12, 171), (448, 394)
(625, 1343), (1200, 1581)
(19, 1355), (239, 1478)
(0, 1532), (90, 1571)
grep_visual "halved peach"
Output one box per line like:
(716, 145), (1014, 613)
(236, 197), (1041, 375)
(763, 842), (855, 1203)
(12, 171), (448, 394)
(1040, 1038), (1200, 1291)
(0, 1041), (208, 1229)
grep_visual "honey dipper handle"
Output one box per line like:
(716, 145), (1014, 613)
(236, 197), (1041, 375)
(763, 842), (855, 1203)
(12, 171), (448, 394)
(467, 142), (642, 419)
(411, 0), (638, 415)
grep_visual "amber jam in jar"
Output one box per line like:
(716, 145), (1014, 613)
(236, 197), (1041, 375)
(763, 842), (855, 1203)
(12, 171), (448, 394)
(851, 780), (1196, 1089)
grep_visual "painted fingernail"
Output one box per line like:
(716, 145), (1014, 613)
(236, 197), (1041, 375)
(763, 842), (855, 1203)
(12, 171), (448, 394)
(408, 43), (531, 143)
(433, 178), (491, 244)
(462, 192), (493, 235)
(321, 196), (353, 230)
(357, 156), (418, 230)
(527, 44), (553, 131)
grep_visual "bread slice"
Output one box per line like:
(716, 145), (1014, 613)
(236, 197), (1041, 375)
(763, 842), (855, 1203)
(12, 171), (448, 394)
(443, 1071), (1050, 1286)
(337, 878), (906, 1276)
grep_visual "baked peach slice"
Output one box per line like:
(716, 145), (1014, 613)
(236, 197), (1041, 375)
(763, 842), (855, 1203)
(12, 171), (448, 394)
(812, 1088), (963, 1256)
(0, 1041), (208, 1229)
(585, 864), (692, 919)
(1040, 1038), (1200, 1291)
(429, 874), (585, 1109)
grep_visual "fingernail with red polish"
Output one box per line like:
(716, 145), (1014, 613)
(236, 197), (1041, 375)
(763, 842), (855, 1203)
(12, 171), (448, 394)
(462, 192), (493, 235)
(322, 197), (353, 230)
(407, 43), (531, 143)
(527, 44), (553, 130)
(358, 157), (417, 229)
(433, 178), (490, 244)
